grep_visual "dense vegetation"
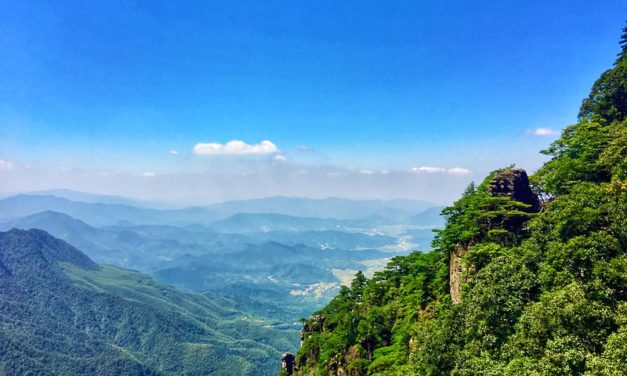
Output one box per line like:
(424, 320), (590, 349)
(0, 229), (297, 375)
(293, 27), (627, 376)
(0, 209), (419, 323)
(0, 189), (441, 375)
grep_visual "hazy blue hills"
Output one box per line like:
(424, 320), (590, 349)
(202, 196), (434, 221)
(0, 193), (438, 226)
(0, 210), (399, 271)
(0, 211), (214, 270)
(407, 205), (446, 227)
(0, 192), (444, 369)
(246, 230), (395, 250)
(209, 212), (375, 233)
(154, 242), (399, 318)
(0, 194), (248, 227)
(0, 229), (297, 375)
(0, 208), (411, 326)
(0, 194), (178, 226)
(13, 188), (156, 207)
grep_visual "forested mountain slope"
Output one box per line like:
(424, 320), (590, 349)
(0, 229), (296, 376)
(289, 27), (627, 376)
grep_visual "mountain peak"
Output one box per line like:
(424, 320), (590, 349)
(0, 228), (97, 272)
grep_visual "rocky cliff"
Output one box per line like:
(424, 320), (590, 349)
(449, 168), (539, 303)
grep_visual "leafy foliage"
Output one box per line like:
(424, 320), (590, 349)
(579, 25), (627, 124)
(294, 27), (627, 376)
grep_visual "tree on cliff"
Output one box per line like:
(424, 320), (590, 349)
(579, 24), (627, 124)
(616, 23), (627, 64)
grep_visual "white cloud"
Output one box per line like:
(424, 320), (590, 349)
(169, 150), (179, 156)
(143, 172), (156, 177)
(274, 154), (287, 161)
(360, 169), (374, 175)
(447, 167), (472, 176)
(0, 160), (14, 171)
(0, 161), (479, 204)
(527, 127), (560, 136)
(412, 166), (472, 176)
(328, 171), (348, 177)
(194, 140), (279, 155)
(412, 166), (446, 174)
(380, 169), (390, 174)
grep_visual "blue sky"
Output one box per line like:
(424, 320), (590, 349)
(1, 1), (626, 203)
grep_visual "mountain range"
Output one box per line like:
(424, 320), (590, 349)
(0, 228), (297, 375)
(0, 194), (436, 226)
(0, 192), (445, 375)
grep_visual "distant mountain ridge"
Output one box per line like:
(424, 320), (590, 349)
(203, 196), (435, 220)
(0, 228), (97, 272)
(0, 194), (177, 226)
(0, 210), (400, 270)
(209, 212), (375, 233)
(0, 192), (443, 373)
(407, 205), (446, 227)
(14, 188), (157, 207)
(0, 193), (439, 226)
(0, 211), (216, 269)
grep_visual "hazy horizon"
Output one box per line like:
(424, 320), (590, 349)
(0, 187), (447, 208)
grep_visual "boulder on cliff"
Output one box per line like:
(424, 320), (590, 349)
(281, 352), (295, 375)
(487, 168), (540, 212)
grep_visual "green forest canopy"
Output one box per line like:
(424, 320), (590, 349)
(292, 25), (627, 376)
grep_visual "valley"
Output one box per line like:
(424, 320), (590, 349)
(0, 194), (444, 373)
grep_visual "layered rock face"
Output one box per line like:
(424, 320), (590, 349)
(449, 242), (468, 304)
(282, 353), (295, 375)
(487, 168), (540, 212)
(450, 168), (539, 304)
(300, 314), (326, 345)
(287, 314), (326, 375)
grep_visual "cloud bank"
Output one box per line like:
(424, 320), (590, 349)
(0, 162), (479, 205)
(274, 154), (287, 161)
(194, 140), (279, 155)
(411, 166), (472, 176)
(447, 167), (472, 176)
(0, 160), (14, 171)
(527, 127), (560, 136)
(412, 166), (446, 174)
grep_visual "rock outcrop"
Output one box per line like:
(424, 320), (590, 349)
(300, 314), (326, 345)
(487, 168), (540, 212)
(289, 314), (326, 375)
(450, 168), (539, 304)
(282, 352), (295, 375)
(449, 242), (468, 304)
